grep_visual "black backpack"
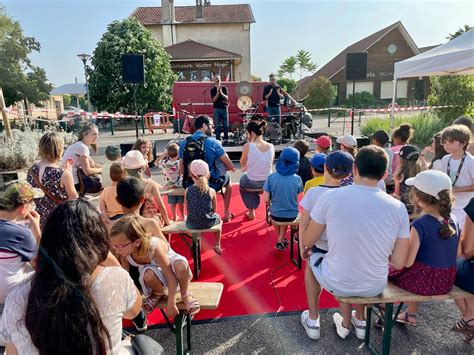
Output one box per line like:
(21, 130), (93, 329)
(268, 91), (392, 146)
(182, 135), (207, 187)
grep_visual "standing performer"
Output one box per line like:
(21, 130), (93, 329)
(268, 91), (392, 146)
(263, 73), (284, 123)
(210, 75), (229, 141)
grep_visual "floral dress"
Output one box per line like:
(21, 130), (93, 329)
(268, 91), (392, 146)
(27, 164), (67, 227)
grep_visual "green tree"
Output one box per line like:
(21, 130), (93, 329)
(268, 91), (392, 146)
(447, 25), (472, 40)
(0, 13), (51, 107)
(278, 50), (317, 100)
(277, 77), (297, 94)
(305, 76), (334, 109)
(88, 18), (176, 113)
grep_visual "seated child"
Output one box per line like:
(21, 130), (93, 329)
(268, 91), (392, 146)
(336, 134), (357, 186)
(185, 160), (222, 255)
(110, 215), (199, 318)
(264, 147), (303, 250)
(293, 140), (312, 186)
(389, 170), (460, 325)
(299, 151), (354, 258)
(304, 154), (326, 194)
(99, 162), (124, 224)
(133, 138), (153, 178)
(101, 145), (121, 188)
(0, 181), (42, 345)
(315, 135), (331, 155)
(155, 143), (185, 221)
(394, 145), (423, 217)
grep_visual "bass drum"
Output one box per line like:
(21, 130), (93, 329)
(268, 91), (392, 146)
(265, 122), (282, 141)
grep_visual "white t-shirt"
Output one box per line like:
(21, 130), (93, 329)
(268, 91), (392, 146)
(299, 185), (339, 251)
(62, 141), (90, 184)
(310, 184), (410, 295)
(434, 153), (474, 227)
(1, 266), (137, 355)
(247, 143), (274, 181)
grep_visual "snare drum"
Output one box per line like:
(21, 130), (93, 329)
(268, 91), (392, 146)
(265, 122), (282, 140)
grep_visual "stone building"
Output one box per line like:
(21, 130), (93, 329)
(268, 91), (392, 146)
(131, 1), (254, 81)
(298, 21), (438, 105)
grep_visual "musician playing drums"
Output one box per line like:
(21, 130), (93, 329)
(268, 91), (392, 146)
(263, 73), (284, 123)
(211, 75), (229, 141)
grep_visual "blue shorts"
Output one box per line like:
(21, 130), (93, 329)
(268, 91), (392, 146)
(209, 172), (231, 192)
(455, 258), (474, 294)
(168, 195), (185, 205)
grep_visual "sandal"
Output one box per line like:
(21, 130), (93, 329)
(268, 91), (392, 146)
(245, 211), (255, 221)
(222, 213), (234, 223)
(182, 293), (200, 316)
(213, 245), (222, 255)
(452, 318), (474, 334)
(143, 293), (163, 314)
(464, 333), (473, 344)
(396, 312), (417, 326)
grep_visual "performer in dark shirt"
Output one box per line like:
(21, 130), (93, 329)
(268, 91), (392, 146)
(210, 75), (229, 141)
(263, 73), (284, 123)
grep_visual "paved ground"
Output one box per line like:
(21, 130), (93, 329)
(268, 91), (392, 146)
(93, 116), (473, 354)
(145, 302), (472, 354)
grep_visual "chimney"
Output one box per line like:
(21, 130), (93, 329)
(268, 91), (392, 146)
(196, 0), (203, 19)
(161, 0), (175, 24)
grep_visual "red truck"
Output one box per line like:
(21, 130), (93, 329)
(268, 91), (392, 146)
(172, 81), (312, 134)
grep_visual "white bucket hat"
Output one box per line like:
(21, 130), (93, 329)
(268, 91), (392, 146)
(122, 150), (147, 170)
(405, 170), (452, 199)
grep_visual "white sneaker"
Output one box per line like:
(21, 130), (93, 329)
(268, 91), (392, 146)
(351, 310), (366, 340)
(333, 312), (350, 339)
(301, 310), (320, 340)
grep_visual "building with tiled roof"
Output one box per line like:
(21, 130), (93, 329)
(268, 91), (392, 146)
(131, 1), (254, 81)
(298, 21), (436, 105)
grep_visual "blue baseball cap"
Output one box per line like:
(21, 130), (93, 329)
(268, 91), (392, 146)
(310, 153), (326, 173)
(326, 151), (354, 177)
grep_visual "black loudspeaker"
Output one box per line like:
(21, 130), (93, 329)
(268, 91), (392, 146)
(122, 54), (145, 83)
(346, 53), (368, 81)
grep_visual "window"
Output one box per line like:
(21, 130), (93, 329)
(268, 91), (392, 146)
(380, 80), (408, 99)
(346, 81), (373, 98)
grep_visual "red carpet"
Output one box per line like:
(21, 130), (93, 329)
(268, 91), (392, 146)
(145, 183), (338, 325)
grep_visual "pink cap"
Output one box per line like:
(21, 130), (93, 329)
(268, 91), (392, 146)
(315, 135), (331, 149)
(190, 159), (210, 177)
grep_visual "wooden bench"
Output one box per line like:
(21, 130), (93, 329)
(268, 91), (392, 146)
(335, 282), (474, 355)
(161, 221), (223, 279)
(160, 188), (186, 196)
(270, 215), (301, 269)
(156, 282), (224, 355)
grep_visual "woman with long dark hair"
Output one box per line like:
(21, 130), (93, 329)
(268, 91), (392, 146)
(2, 199), (142, 354)
(239, 121), (274, 220)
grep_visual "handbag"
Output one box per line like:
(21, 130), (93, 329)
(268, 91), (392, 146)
(77, 167), (102, 194)
(28, 167), (64, 204)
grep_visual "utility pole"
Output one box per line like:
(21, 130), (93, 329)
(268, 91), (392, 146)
(0, 87), (12, 139)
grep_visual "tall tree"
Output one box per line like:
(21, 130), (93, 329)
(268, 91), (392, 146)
(0, 13), (51, 107)
(88, 18), (176, 113)
(278, 50), (317, 100)
(446, 25), (472, 40)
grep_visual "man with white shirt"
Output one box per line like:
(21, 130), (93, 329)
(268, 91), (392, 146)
(301, 145), (410, 341)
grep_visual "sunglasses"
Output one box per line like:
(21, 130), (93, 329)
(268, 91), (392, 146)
(112, 240), (134, 250)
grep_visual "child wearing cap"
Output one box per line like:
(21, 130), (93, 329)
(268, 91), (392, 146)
(388, 170), (460, 326)
(99, 162), (124, 224)
(315, 135), (331, 155)
(102, 145), (121, 188)
(303, 154), (326, 194)
(293, 140), (312, 186)
(264, 147), (304, 251)
(155, 143), (185, 221)
(0, 181), (42, 344)
(371, 130), (395, 192)
(433, 124), (474, 227)
(394, 145), (423, 217)
(185, 160), (222, 255)
(336, 134), (357, 186)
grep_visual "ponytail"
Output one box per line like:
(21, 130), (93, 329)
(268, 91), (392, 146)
(437, 190), (456, 239)
(195, 176), (209, 193)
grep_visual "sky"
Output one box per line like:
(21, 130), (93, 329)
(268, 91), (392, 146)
(3, 0), (474, 87)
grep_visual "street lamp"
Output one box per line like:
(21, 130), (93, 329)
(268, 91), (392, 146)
(77, 53), (92, 113)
